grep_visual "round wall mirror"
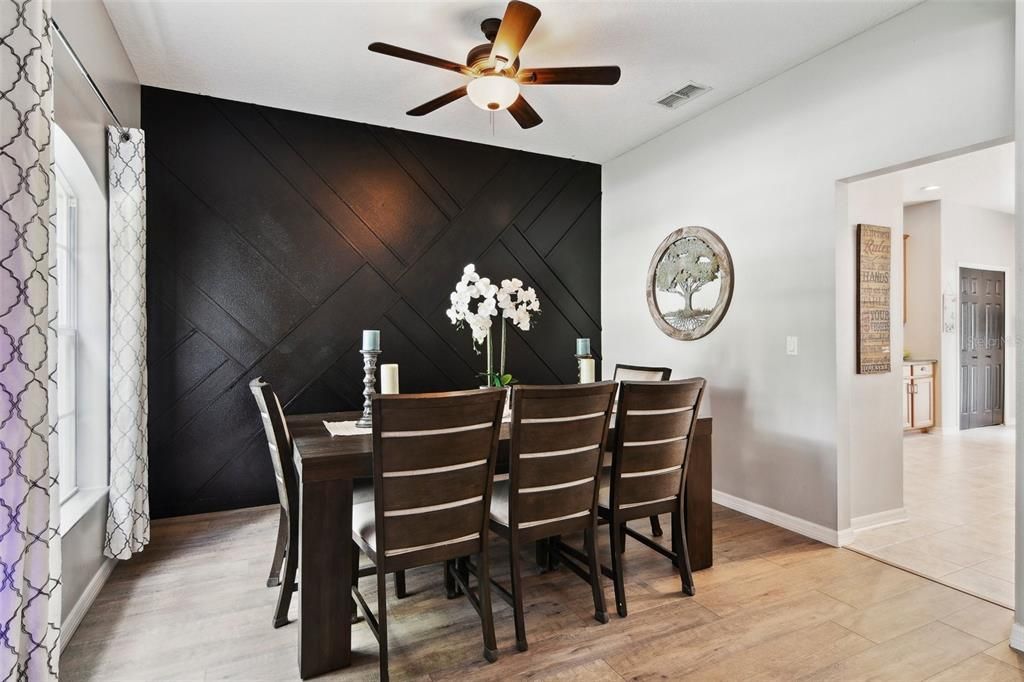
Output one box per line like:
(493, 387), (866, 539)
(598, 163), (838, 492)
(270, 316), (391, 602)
(646, 226), (734, 340)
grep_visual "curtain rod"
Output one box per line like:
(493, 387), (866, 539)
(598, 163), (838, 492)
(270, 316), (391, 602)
(50, 18), (129, 139)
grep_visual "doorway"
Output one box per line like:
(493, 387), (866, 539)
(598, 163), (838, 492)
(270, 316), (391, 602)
(845, 141), (1016, 608)
(960, 267), (1006, 430)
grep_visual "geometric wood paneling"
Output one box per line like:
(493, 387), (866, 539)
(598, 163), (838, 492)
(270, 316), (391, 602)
(143, 86), (602, 518)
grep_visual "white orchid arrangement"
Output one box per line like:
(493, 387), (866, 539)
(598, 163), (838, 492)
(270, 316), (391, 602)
(446, 264), (541, 387)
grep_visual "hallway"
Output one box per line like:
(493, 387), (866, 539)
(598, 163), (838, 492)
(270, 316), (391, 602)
(850, 425), (1014, 607)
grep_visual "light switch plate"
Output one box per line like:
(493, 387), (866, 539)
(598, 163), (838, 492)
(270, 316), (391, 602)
(786, 336), (799, 356)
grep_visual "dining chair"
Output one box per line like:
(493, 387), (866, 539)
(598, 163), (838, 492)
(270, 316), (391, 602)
(249, 378), (407, 630)
(599, 378), (706, 617)
(249, 378), (302, 629)
(612, 363), (672, 383)
(489, 381), (617, 652)
(351, 388), (506, 681)
(611, 363), (673, 537)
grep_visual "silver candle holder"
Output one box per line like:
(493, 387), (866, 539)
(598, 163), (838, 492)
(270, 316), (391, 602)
(356, 349), (381, 428)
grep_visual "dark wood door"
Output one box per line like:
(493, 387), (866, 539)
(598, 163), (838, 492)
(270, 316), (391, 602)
(960, 267), (1005, 429)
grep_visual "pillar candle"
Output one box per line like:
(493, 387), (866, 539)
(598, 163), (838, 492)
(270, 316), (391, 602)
(381, 364), (399, 394)
(579, 358), (596, 384)
(362, 329), (380, 351)
(576, 337), (591, 356)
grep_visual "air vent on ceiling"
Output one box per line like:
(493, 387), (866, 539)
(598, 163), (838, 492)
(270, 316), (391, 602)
(656, 82), (711, 109)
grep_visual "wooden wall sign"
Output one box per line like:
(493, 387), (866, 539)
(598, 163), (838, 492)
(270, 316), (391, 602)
(857, 224), (891, 374)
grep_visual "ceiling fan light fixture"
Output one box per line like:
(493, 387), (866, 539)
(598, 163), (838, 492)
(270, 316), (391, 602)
(467, 74), (520, 111)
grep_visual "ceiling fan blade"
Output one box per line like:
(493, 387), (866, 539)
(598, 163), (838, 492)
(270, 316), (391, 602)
(518, 66), (621, 85)
(407, 86), (468, 116)
(489, 1), (541, 70)
(369, 42), (472, 76)
(507, 94), (542, 129)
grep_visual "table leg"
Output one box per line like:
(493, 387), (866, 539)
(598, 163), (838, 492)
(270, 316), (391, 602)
(299, 477), (354, 679)
(685, 429), (713, 571)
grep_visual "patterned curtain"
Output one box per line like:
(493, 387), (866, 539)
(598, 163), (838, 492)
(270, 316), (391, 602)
(103, 127), (149, 560)
(0, 0), (61, 678)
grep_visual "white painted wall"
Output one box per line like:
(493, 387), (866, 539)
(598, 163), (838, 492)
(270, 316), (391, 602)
(904, 203), (943, 363)
(602, 0), (1012, 535)
(1012, 0), (1024, 650)
(53, 0), (139, 646)
(939, 202), (1016, 429)
(844, 175), (905, 523)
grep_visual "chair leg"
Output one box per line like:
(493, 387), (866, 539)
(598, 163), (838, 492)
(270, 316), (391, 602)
(476, 551), (499, 663)
(672, 507), (695, 596)
(267, 507), (287, 587)
(272, 525), (298, 628)
(458, 556), (470, 593)
(444, 559), (460, 598)
(508, 535), (529, 651)
(649, 514), (664, 537)
(608, 520), (627, 618)
(584, 525), (608, 624)
(377, 569), (390, 682)
(394, 570), (407, 599)
(619, 523), (627, 554)
(351, 541), (362, 624)
(671, 527), (679, 565)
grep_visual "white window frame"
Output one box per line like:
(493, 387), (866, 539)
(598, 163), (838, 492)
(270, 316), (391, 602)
(55, 167), (79, 504)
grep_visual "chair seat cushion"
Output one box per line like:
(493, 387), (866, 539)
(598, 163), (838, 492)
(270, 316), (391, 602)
(490, 479), (511, 527)
(352, 500), (377, 552)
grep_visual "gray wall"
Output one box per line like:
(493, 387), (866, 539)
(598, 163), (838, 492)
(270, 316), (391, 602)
(844, 174), (905, 524)
(53, 0), (139, 636)
(603, 0), (1012, 537)
(54, 0), (140, 180)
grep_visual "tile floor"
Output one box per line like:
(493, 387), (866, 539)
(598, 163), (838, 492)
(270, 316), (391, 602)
(849, 424), (1015, 607)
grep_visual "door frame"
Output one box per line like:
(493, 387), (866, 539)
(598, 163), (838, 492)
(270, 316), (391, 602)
(954, 262), (1008, 432)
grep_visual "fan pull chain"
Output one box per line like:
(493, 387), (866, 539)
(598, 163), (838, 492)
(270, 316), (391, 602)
(490, 110), (495, 136)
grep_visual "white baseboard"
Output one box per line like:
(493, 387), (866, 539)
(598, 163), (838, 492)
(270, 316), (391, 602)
(1011, 622), (1024, 652)
(712, 489), (842, 547)
(60, 557), (116, 654)
(850, 507), (908, 533)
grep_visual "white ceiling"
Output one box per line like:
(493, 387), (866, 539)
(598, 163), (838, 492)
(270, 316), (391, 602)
(901, 142), (1015, 215)
(103, 0), (921, 163)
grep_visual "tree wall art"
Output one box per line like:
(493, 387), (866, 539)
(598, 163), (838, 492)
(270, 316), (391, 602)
(646, 226), (734, 340)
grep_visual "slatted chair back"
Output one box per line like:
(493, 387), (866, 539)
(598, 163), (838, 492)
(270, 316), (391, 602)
(506, 382), (617, 541)
(371, 388), (506, 572)
(609, 379), (705, 518)
(612, 363), (673, 382)
(249, 378), (297, 517)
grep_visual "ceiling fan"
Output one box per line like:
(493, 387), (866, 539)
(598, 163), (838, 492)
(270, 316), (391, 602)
(368, 0), (620, 129)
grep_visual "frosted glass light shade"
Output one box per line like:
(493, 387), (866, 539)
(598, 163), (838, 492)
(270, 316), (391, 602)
(467, 75), (520, 111)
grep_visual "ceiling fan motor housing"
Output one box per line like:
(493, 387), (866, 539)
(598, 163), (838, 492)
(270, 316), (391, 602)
(467, 42), (519, 76)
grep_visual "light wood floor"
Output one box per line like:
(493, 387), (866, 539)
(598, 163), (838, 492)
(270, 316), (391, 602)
(850, 425), (1014, 607)
(62, 503), (1023, 681)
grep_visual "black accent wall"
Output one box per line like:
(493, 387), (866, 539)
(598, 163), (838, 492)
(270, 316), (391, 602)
(143, 86), (602, 518)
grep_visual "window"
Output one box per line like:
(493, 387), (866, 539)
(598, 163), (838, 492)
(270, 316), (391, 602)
(55, 168), (78, 503)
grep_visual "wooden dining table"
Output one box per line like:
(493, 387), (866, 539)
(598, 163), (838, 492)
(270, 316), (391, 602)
(288, 410), (713, 679)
